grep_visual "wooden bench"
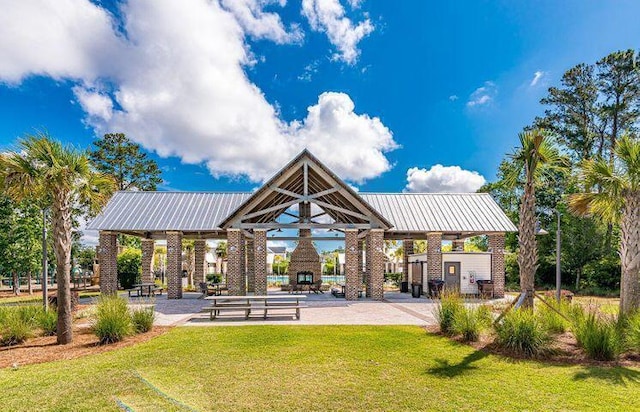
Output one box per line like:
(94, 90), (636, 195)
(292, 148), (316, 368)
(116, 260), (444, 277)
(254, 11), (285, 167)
(202, 295), (306, 321)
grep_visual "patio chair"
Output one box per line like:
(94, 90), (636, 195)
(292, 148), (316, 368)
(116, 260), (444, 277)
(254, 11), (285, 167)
(309, 279), (323, 294)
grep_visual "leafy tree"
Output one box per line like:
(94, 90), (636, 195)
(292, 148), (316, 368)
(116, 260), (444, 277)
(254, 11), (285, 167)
(75, 246), (96, 272)
(507, 129), (565, 308)
(89, 133), (162, 191)
(117, 248), (142, 289)
(0, 134), (116, 344)
(569, 136), (640, 315)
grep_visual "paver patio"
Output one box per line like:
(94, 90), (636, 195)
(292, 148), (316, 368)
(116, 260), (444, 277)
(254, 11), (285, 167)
(133, 291), (508, 327)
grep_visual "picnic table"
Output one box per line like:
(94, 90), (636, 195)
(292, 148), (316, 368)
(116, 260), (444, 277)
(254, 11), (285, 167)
(202, 295), (307, 320)
(128, 283), (162, 297)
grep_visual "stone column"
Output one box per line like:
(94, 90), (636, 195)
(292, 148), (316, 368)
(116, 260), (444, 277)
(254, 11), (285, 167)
(489, 233), (506, 298)
(141, 239), (155, 284)
(366, 229), (385, 301)
(227, 229), (246, 295)
(99, 231), (118, 294)
(403, 239), (413, 284)
(246, 238), (255, 292)
(365, 238), (371, 297)
(194, 239), (207, 286)
(166, 231), (183, 299)
(344, 229), (360, 300)
(426, 232), (442, 282)
(253, 229), (268, 296)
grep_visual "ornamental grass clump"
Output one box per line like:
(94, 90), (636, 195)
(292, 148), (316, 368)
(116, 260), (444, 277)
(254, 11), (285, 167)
(536, 300), (569, 335)
(625, 311), (640, 353)
(92, 295), (132, 344)
(131, 306), (155, 333)
(37, 309), (57, 336)
(495, 309), (550, 357)
(434, 291), (464, 336)
(0, 309), (34, 346)
(452, 305), (492, 342)
(573, 310), (623, 361)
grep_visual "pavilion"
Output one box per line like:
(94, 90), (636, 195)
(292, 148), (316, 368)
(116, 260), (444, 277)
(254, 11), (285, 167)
(88, 150), (516, 300)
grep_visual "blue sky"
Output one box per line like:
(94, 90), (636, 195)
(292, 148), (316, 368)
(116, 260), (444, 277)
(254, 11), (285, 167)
(0, 1), (639, 247)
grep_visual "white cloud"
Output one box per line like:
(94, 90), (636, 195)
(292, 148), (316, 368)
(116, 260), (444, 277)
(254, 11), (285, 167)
(73, 87), (113, 121)
(530, 70), (546, 87)
(298, 60), (319, 82)
(220, 0), (303, 44)
(404, 165), (486, 193)
(466, 81), (497, 108)
(0, 0), (122, 83)
(0, 0), (396, 185)
(448, 95), (458, 101)
(301, 0), (374, 64)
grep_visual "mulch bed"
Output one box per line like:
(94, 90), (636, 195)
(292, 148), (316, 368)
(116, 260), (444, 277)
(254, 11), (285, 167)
(0, 323), (170, 369)
(425, 325), (640, 368)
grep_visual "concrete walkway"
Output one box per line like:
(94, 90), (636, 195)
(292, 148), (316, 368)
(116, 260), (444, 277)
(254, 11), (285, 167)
(128, 291), (506, 327)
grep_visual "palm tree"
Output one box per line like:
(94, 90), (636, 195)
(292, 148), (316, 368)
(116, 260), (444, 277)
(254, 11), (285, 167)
(569, 135), (640, 315)
(0, 134), (115, 344)
(507, 129), (565, 308)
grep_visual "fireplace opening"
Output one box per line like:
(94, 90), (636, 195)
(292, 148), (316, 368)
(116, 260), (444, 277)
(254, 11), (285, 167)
(297, 271), (313, 285)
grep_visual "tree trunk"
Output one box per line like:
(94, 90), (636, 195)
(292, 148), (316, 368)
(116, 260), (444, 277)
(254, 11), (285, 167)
(28, 271), (32, 295)
(575, 267), (581, 290)
(52, 192), (73, 344)
(12, 272), (20, 296)
(619, 192), (640, 315)
(518, 178), (537, 309)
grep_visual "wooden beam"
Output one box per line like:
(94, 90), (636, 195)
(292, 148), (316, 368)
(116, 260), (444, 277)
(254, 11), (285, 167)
(312, 199), (370, 221)
(273, 187), (303, 199)
(240, 222), (371, 229)
(303, 161), (308, 196)
(239, 198), (300, 221)
(266, 236), (345, 241)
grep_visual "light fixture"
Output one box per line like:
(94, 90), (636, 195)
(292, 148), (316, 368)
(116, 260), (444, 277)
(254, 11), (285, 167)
(229, 245), (237, 252)
(277, 228), (283, 233)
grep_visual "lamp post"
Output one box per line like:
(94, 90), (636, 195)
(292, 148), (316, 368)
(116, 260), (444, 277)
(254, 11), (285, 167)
(555, 209), (561, 303)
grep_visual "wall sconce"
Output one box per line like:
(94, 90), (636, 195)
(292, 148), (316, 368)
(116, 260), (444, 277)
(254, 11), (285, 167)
(375, 247), (383, 252)
(167, 247), (174, 253)
(257, 246), (263, 252)
(349, 246), (356, 252)
(229, 246), (237, 252)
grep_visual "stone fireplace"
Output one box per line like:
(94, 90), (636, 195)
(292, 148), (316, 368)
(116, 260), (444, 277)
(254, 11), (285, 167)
(288, 228), (322, 284)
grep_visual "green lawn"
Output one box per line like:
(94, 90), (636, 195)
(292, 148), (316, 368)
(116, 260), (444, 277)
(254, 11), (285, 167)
(1, 326), (639, 411)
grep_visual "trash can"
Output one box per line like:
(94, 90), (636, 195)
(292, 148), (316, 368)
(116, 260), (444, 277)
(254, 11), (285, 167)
(428, 280), (445, 298)
(400, 281), (409, 293)
(411, 283), (423, 298)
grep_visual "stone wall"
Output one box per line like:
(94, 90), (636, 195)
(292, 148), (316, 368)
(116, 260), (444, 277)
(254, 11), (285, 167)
(344, 229), (359, 300)
(227, 229), (246, 295)
(141, 239), (155, 284)
(253, 230), (267, 295)
(366, 229), (385, 300)
(194, 239), (206, 286)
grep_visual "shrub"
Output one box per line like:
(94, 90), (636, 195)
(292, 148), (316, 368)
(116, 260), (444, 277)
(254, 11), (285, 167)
(131, 306), (155, 333)
(17, 305), (41, 326)
(573, 311), (623, 361)
(434, 292), (463, 335)
(536, 301), (568, 335)
(495, 309), (550, 357)
(206, 273), (222, 283)
(117, 248), (142, 290)
(383, 272), (402, 286)
(453, 305), (491, 342)
(625, 312), (640, 352)
(92, 295), (132, 344)
(0, 309), (34, 346)
(37, 309), (57, 336)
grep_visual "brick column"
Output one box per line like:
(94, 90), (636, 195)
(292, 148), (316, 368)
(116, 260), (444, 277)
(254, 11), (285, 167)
(140, 239), (155, 284)
(489, 233), (506, 298)
(358, 238), (365, 282)
(366, 229), (385, 301)
(426, 233), (442, 282)
(253, 230), (268, 296)
(344, 229), (360, 300)
(227, 229), (246, 295)
(246, 238), (255, 293)
(99, 231), (118, 294)
(403, 239), (413, 283)
(166, 231), (183, 299)
(194, 239), (207, 286)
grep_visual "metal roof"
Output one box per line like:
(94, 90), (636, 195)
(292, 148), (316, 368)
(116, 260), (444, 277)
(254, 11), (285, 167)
(359, 193), (517, 233)
(88, 191), (516, 234)
(87, 191), (251, 232)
